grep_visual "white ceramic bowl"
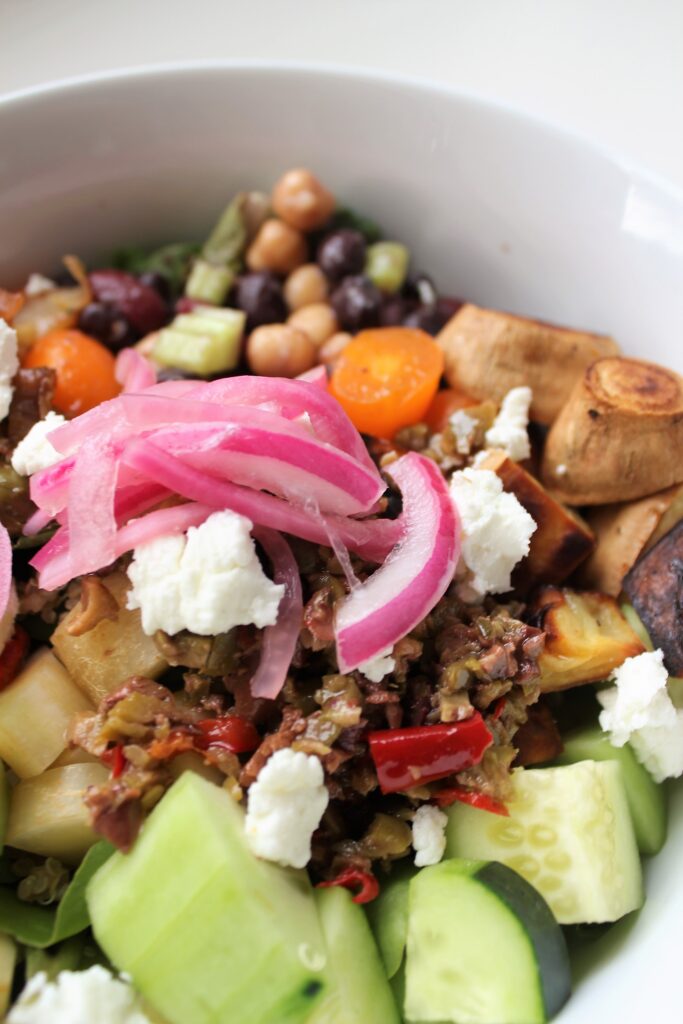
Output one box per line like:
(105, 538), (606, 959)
(1, 64), (681, 1023)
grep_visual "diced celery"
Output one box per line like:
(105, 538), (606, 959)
(365, 242), (409, 293)
(185, 259), (234, 305)
(154, 307), (246, 376)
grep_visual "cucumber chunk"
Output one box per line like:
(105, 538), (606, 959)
(87, 772), (327, 1024)
(554, 725), (667, 855)
(404, 859), (570, 1024)
(311, 886), (400, 1024)
(154, 307), (245, 376)
(366, 866), (411, 979)
(445, 762), (643, 924)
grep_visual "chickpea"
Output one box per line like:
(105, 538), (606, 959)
(319, 331), (352, 366)
(283, 263), (329, 311)
(287, 303), (338, 348)
(246, 218), (308, 275)
(246, 324), (317, 378)
(271, 168), (336, 232)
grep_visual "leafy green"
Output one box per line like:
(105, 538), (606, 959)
(0, 842), (114, 948)
(329, 207), (383, 244)
(112, 242), (200, 295)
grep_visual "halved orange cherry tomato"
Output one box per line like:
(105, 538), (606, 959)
(329, 327), (444, 439)
(22, 328), (121, 416)
(424, 386), (477, 433)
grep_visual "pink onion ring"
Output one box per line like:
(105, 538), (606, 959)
(0, 524), (12, 621)
(250, 528), (303, 700)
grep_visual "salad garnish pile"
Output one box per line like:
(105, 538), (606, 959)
(0, 167), (681, 1024)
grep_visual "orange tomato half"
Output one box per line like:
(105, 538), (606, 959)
(22, 328), (121, 417)
(329, 327), (444, 439)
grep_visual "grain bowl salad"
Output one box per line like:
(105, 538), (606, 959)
(0, 167), (681, 1024)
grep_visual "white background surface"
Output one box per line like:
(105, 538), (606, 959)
(3, 0), (683, 190)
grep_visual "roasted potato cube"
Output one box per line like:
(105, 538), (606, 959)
(623, 519), (683, 675)
(531, 588), (645, 691)
(478, 450), (594, 589)
(437, 304), (618, 425)
(52, 572), (167, 705)
(0, 649), (92, 778)
(580, 484), (683, 595)
(542, 358), (683, 505)
(6, 763), (108, 865)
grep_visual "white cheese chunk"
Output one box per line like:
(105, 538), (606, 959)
(358, 646), (396, 683)
(485, 386), (532, 462)
(24, 273), (56, 297)
(0, 319), (19, 422)
(412, 804), (448, 867)
(449, 467), (536, 597)
(8, 966), (150, 1024)
(245, 748), (329, 868)
(11, 411), (67, 477)
(598, 649), (683, 782)
(448, 409), (477, 455)
(127, 510), (284, 636)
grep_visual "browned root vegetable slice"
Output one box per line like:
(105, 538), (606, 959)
(542, 357), (683, 505)
(530, 587), (645, 691)
(52, 572), (168, 705)
(478, 449), (594, 589)
(437, 303), (618, 425)
(623, 519), (683, 675)
(514, 702), (564, 766)
(579, 484), (683, 595)
(6, 762), (109, 865)
(0, 650), (92, 779)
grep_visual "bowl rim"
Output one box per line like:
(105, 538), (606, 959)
(1, 58), (682, 207)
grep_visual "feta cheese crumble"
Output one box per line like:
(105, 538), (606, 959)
(449, 468), (536, 597)
(127, 510), (284, 636)
(358, 646), (396, 683)
(598, 649), (683, 782)
(485, 386), (532, 462)
(245, 748), (329, 868)
(449, 409), (477, 455)
(0, 319), (19, 422)
(412, 804), (448, 867)
(7, 966), (150, 1024)
(11, 411), (66, 477)
(24, 273), (56, 297)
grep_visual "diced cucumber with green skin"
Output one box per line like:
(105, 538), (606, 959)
(365, 242), (410, 293)
(154, 307), (246, 376)
(310, 887), (400, 1024)
(185, 259), (235, 305)
(445, 762), (643, 924)
(366, 865), (411, 979)
(87, 773), (327, 1024)
(404, 859), (571, 1024)
(554, 725), (667, 855)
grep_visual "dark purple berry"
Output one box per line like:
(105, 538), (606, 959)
(380, 294), (414, 327)
(234, 272), (287, 330)
(138, 270), (171, 303)
(402, 305), (450, 336)
(330, 275), (382, 332)
(317, 229), (366, 282)
(89, 269), (169, 335)
(77, 301), (137, 351)
(402, 274), (438, 307)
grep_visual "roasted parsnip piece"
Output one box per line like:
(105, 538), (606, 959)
(531, 588), (645, 691)
(437, 304), (618, 425)
(0, 650), (92, 778)
(623, 520), (683, 676)
(478, 449), (594, 589)
(6, 762), (108, 865)
(52, 572), (167, 705)
(580, 484), (683, 595)
(542, 358), (683, 505)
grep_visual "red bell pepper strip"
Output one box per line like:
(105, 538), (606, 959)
(368, 713), (493, 795)
(433, 785), (509, 816)
(316, 868), (380, 904)
(0, 627), (29, 691)
(195, 716), (260, 754)
(101, 743), (127, 779)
